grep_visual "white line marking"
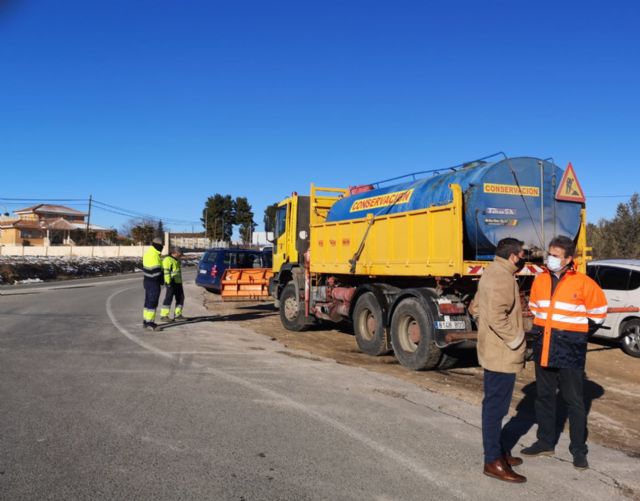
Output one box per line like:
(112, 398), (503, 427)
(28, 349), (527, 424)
(106, 287), (466, 499)
(1, 276), (141, 295)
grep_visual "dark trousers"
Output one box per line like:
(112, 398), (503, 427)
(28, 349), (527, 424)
(162, 284), (184, 308)
(482, 369), (516, 463)
(143, 278), (161, 310)
(534, 363), (587, 456)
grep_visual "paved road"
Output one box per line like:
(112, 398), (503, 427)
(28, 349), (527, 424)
(1, 273), (637, 500)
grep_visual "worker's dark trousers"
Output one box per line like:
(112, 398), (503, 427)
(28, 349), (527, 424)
(143, 278), (162, 322)
(482, 369), (516, 463)
(535, 363), (587, 456)
(162, 284), (184, 309)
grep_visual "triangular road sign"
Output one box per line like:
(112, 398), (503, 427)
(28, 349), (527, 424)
(555, 162), (585, 203)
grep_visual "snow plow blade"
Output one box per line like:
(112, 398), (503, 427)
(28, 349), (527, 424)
(220, 268), (274, 301)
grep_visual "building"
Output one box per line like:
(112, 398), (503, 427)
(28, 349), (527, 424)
(0, 204), (110, 246)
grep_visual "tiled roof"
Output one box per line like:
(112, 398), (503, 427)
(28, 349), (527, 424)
(45, 218), (77, 231)
(2, 220), (46, 230)
(14, 204), (87, 217)
(69, 222), (109, 231)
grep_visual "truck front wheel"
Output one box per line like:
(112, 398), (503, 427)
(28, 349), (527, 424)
(353, 292), (390, 356)
(279, 283), (308, 332)
(390, 297), (441, 370)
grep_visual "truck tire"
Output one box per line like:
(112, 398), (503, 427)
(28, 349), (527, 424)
(279, 283), (308, 332)
(353, 292), (391, 356)
(390, 297), (441, 370)
(620, 318), (640, 358)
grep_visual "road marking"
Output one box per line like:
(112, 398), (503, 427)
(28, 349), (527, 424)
(1, 276), (140, 296)
(106, 287), (467, 500)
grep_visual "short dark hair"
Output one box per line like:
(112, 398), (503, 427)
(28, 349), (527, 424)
(549, 235), (576, 258)
(495, 237), (524, 260)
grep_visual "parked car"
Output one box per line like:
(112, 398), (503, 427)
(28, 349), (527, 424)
(195, 248), (273, 293)
(587, 259), (640, 357)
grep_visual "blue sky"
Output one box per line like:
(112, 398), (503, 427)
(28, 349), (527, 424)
(1, 0), (639, 232)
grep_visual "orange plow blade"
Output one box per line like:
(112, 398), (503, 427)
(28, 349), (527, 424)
(220, 268), (274, 301)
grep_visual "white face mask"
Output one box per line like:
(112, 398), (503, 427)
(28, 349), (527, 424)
(546, 255), (564, 272)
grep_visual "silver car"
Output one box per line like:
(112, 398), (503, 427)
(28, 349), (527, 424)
(587, 259), (640, 357)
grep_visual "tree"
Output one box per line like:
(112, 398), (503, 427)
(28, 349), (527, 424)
(156, 219), (164, 238)
(123, 218), (157, 245)
(202, 194), (235, 242)
(586, 193), (640, 259)
(263, 202), (279, 235)
(104, 229), (118, 244)
(121, 218), (155, 239)
(235, 197), (256, 244)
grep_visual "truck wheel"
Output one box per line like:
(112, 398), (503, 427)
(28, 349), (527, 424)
(390, 297), (441, 370)
(279, 283), (308, 332)
(620, 318), (640, 358)
(353, 292), (391, 356)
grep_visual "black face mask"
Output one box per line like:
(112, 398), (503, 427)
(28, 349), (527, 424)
(514, 257), (525, 272)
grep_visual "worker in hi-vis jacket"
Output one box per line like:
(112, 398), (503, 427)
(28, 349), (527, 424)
(142, 237), (164, 330)
(160, 247), (185, 322)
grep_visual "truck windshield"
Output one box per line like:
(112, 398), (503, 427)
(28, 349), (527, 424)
(275, 205), (287, 239)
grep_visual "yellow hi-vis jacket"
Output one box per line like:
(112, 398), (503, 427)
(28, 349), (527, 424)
(163, 255), (182, 285)
(143, 246), (163, 282)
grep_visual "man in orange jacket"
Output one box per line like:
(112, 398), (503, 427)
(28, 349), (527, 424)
(522, 235), (607, 470)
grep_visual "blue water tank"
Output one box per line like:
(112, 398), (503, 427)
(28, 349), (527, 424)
(325, 157), (582, 259)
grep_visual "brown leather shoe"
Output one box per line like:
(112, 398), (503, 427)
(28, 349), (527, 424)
(483, 458), (527, 483)
(504, 454), (523, 466)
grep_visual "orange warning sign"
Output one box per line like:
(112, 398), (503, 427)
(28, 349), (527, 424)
(555, 162), (585, 203)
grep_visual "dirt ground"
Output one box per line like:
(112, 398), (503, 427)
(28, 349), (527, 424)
(201, 292), (640, 459)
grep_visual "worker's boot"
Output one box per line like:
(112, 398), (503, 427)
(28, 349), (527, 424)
(160, 316), (174, 323)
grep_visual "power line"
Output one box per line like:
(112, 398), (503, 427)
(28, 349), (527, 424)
(91, 199), (201, 225)
(587, 195), (635, 198)
(0, 197), (88, 202)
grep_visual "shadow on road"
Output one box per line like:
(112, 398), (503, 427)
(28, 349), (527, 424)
(157, 311), (274, 330)
(502, 377), (605, 452)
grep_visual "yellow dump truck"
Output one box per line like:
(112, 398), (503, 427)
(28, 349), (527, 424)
(268, 156), (588, 370)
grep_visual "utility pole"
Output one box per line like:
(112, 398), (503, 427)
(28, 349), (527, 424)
(85, 194), (93, 244)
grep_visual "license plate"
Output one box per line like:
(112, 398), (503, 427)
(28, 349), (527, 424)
(199, 269), (207, 274)
(435, 320), (466, 330)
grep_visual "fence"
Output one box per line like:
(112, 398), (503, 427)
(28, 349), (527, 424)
(0, 245), (148, 258)
(169, 237), (229, 250)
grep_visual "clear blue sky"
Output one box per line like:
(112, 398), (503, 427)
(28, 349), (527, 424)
(1, 0), (638, 232)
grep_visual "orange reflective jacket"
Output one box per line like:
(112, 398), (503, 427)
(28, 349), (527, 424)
(529, 267), (607, 368)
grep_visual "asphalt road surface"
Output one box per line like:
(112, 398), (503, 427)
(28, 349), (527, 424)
(1, 273), (638, 500)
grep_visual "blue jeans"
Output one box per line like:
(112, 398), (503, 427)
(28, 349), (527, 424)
(482, 369), (516, 463)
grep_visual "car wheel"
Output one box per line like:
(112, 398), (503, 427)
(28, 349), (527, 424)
(620, 318), (640, 358)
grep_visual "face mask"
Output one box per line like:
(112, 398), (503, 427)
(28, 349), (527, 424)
(514, 257), (525, 272)
(546, 255), (564, 272)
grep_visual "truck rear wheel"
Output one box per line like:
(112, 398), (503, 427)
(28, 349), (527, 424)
(279, 283), (308, 332)
(353, 292), (390, 356)
(390, 297), (441, 371)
